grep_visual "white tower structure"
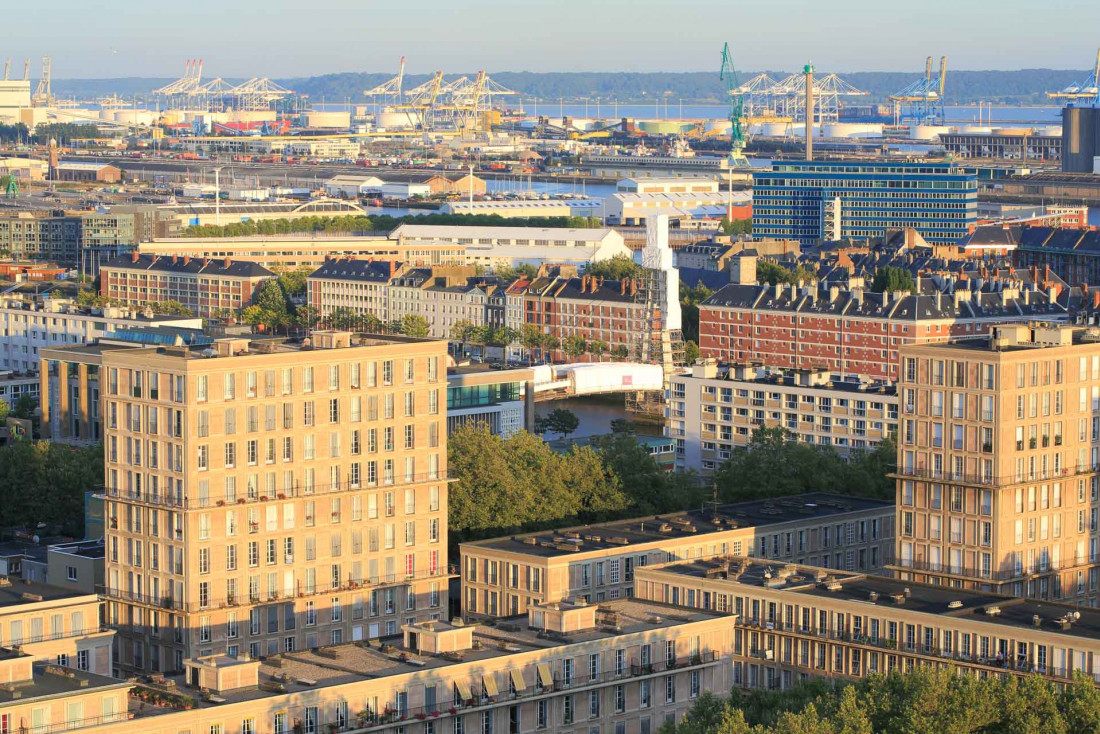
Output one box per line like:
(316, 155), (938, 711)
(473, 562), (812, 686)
(641, 214), (681, 333)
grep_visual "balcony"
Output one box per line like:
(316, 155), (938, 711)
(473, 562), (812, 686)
(96, 471), (450, 510)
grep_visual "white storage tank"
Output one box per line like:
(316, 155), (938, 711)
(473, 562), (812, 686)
(755, 121), (791, 137)
(376, 109), (420, 129)
(953, 125), (993, 135)
(301, 110), (351, 129)
(705, 119), (732, 134)
(909, 124), (951, 141)
(821, 122), (883, 139)
(113, 109), (156, 126)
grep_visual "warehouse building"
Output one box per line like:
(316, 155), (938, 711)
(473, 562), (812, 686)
(54, 161), (122, 183)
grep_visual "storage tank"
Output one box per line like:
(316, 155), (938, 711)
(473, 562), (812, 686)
(301, 111), (351, 129)
(953, 125), (993, 135)
(992, 127), (1032, 137)
(755, 121), (791, 137)
(705, 120), (732, 134)
(909, 124), (951, 141)
(376, 109), (420, 129)
(1038, 126), (1062, 137)
(821, 122), (883, 139)
(113, 109), (156, 126)
(636, 120), (692, 135)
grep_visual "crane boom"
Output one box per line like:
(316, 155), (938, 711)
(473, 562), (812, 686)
(720, 42), (749, 168)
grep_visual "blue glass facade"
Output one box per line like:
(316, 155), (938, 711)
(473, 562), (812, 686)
(752, 161), (978, 245)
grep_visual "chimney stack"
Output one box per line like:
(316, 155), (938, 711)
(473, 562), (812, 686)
(224, 258), (231, 268)
(131, 252), (139, 263)
(804, 62), (815, 161)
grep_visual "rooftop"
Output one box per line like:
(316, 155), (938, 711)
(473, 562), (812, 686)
(654, 557), (1100, 640)
(133, 598), (720, 711)
(390, 224), (616, 242)
(0, 662), (128, 705)
(463, 493), (892, 558)
(100, 254), (275, 278)
(0, 576), (95, 608)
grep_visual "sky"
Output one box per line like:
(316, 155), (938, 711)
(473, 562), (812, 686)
(5, 0), (1100, 79)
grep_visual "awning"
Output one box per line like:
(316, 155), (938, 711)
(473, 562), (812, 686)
(455, 679), (472, 701)
(537, 663), (553, 688)
(509, 669), (526, 692)
(483, 674), (500, 698)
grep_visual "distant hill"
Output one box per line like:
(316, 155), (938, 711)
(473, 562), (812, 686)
(49, 69), (1090, 106)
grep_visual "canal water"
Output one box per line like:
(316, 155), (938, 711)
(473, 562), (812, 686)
(533, 395), (665, 440)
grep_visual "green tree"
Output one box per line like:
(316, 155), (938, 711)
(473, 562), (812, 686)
(541, 408), (580, 439)
(520, 324), (545, 364)
(0, 400), (8, 423)
(590, 433), (706, 515)
(295, 305), (321, 331)
(11, 394), (36, 421)
(590, 339), (609, 362)
(562, 334), (587, 361)
(451, 319), (475, 350)
(611, 345), (629, 361)
(399, 314), (431, 338)
(683, 340), (701, 365)
(718, 217), (752, 236)
(587, 254), (644, 281)
(870, 266), (916, 294)
(327, 307), (358, 330)
(149, 300), (194, 316)
(0, 441), (103, 537)
(276, 266), (314, 299)
(679, 282), (714, 344)
(447, 424), (627, 544)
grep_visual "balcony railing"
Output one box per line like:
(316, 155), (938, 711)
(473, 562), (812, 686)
(892, 465), (1092, 486)
(9, 626), (111, 645)
(98, 472), (450, 510)
(19, 712), (133, 734)
(99, 568), (450, 613)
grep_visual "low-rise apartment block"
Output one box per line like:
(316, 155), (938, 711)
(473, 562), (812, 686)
(307, 258), (401, 326)
(99, 253), (276, 317)
(0, 575), (114, 673)
(0, 295), (202, 374)
(893, 323), (1100, 602)
(388, 267), (501, 339)
(460, 493), (894, 618)
(637, 557), (1100, 691)
(668, 361), (898, 473)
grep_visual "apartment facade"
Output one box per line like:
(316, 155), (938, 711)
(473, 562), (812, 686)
(307, 258), (401, 326)
(98, 332), (451, 674)
(699, 280), (1069, 381)
(893, 323), (1100, 602)
(668, 362), (898, 474)
(752, 160), (977, 245)
(387, 267), (498, 340)
(460, 493), (894, 619)
(99, 254), (276, 317)
(446, 365), (534, 438)
(0, 295), (202, 374)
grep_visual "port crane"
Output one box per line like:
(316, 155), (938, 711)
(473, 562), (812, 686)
(719, 42), (750, 167)
(1048, 48), (1100, 104)
(888, 56), (947, 126)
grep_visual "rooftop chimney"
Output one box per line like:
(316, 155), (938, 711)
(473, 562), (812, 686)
(131, 252), (139, 263)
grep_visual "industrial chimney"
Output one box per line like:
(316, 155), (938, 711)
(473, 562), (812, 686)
(804, 62), (814, 161)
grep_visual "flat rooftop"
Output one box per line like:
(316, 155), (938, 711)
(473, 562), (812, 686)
(133, 598), (720, 713)
(464, 493), (892, 558)
(656, 557), (1100, 641)
(680, 367), (897, 397)
(0, 663), (126, 705)
(0, 576), (94, 607)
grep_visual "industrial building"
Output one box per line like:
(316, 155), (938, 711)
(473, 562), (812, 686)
(140, 235), (465, 270)
(54, 161), (122, 183)
(668, 361), (898, 473)
(940, 129), (1062, 162)
(752, 160), (978, 245)
(323, 174), (385, 198)
(440, 199), (602, 218)
(0, 77), (30, 123)
(390, 223), (631, 270)
(460, 493), (894, 617)
(0, 156), (47, 181)
(166, 197), (368, 228)
(1062, 105), (1100, 173)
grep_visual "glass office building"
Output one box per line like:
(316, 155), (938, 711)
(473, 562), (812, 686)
(752, 161), (978, 245)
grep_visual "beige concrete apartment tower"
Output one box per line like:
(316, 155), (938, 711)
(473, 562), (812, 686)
(99, 332), (451, 674)
(892, 323), (1100, 602)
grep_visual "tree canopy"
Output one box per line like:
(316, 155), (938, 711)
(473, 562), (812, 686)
(719, 218), (753, 236)
(536, 408), (580, 439)
(662, 667), (1100, 734)
(756, 261), (817, 286)
(870, 266), (917, 294)
(587, 254), (645, 281)
(0, 441), (103, 537)
(713, 427), (896, 502)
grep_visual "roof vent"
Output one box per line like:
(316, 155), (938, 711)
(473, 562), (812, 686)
(1032, 614), (1042, 627)
(868, 591), (879, 602)
(985, 605), (1001, 616)
(947, 600), (963, 609)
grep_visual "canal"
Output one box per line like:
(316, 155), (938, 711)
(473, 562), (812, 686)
(533, 394), (665, 440)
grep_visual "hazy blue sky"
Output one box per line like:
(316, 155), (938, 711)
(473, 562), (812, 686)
(5, 0), (1100, 78)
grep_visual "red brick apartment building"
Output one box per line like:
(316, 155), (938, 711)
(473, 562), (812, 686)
(99, 253), (275, 317)
(522, 272), (665, 362)
(699, 280), (1069, 381)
